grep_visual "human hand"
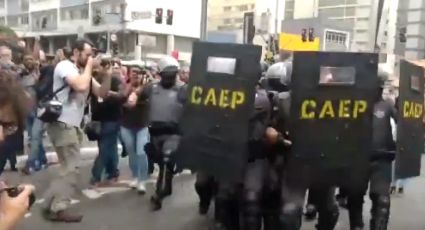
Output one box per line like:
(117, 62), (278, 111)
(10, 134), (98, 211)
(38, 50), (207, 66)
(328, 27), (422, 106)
(265, 127), (279, 145)
(0, 185), (35, 226)
(127, 92), (138, 107)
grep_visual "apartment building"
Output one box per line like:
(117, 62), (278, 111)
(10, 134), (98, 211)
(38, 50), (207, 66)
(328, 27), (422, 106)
(208, 0), (257, 31)
(395, 0), (425, 60)
(0, 0), (202, 61)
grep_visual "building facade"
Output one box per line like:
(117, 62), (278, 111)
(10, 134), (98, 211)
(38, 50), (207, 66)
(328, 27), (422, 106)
(0, 0), (202, 61)
(208, 0), (257, 31)
(395, 0), (425, 60)
(284, 0), (383, 52)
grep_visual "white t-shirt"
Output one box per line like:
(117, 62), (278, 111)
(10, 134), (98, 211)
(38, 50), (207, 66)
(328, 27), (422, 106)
(53, 60), (89, 127)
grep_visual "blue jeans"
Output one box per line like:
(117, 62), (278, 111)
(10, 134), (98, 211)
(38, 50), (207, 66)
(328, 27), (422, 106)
(120, 126), (150, 181)
(25, 112), (47, 170)
(91, 121), (120, 183)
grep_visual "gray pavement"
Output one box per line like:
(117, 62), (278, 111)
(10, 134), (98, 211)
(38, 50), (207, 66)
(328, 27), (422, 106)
(2, 156), (425, 230)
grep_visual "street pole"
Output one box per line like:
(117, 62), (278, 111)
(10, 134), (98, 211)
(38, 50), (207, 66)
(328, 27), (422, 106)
(275, 0), (279, 35)
(200, 0), (208, 41)
(106, 30), (111, 54)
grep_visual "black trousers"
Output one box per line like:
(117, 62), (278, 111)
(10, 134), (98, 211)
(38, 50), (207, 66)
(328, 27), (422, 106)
(194, 172), (216, 214)
(347, 160), (392, 230)
(0, 132), (21, 175)
(215, 180), (241, 230)
(149, 135), (176, 202)
(279, 159), (339, 230)
(241, 157), (282, 230)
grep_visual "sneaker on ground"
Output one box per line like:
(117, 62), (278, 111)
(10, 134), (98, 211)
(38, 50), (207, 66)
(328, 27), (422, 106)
(137, 182), (146, 194)
(129, 179), (138, 189)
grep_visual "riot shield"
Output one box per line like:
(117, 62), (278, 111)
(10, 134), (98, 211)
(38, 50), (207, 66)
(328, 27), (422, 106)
(177, 42), (262, 182)
(289, 52), (378, 188)
(396, 60), (424, 179)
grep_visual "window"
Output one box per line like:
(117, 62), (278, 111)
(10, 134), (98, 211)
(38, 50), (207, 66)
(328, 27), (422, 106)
(20, 0), (29, 11)
(41, 16), (47, 28)
(251, 4), (255, 10)
(0, 0), (4, 9)
(223, 18), (232, 24)
(326, 31), (347, 44)
(81, 8), (89, 19)
(284, 10), (294, 20)
(234, 18), (244, 23)
(345, 7), (355, 17)
(20, 15), (29, 25)
(238, 5), (249, 11)
(0, 17), (5, 25)
(68, 10), (74, 20)
(223, 6), (232, 12)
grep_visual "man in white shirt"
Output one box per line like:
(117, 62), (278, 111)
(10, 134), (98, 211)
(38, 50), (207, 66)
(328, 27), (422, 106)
(42, 39), (112, 223)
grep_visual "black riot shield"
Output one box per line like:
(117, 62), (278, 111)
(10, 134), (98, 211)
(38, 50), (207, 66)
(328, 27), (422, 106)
(396, 60), (424, 179)
(176, 42), (262, 182)
(289, 52), (378, 189)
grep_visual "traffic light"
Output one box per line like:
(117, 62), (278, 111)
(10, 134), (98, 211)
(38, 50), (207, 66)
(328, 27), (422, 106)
(399, 27), (406, 43)
(155, 8), (163, 24)
(166, 9), (174, 25)
(308, 28), (315, 42)
(301, 28), (307, 42)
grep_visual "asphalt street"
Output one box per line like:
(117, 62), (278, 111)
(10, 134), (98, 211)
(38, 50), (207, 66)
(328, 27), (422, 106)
(2, 155), (425, 230)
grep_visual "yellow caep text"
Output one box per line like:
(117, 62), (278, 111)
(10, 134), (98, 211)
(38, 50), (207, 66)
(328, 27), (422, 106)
(403, 101), (423, 118)
(300, 99), (367, 119)
(190, 86), (245, 109)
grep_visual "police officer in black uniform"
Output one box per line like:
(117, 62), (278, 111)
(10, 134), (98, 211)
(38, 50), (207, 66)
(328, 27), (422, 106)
(140, 56), (186, 211)
(346, 65), (397, 230)
(264, 61), (340, 230)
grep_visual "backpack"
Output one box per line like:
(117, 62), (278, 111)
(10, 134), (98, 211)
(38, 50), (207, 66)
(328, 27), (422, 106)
(35, 65), (55, 100)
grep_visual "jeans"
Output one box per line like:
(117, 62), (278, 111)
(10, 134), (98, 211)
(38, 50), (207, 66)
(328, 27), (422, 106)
(91, 121), (120, 183)
(26, 112), (47, 170)
(120, 126), (150, 182)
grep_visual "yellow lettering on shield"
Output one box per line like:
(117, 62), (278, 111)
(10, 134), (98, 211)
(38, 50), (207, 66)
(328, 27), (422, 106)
(319, 100), (335, 118)
(231, 91), (245, 109)
(191, 86), (202, 105)
(204, 88), (217, 106)
(353, 100), (367, 118)
(300, 100), (316, 119)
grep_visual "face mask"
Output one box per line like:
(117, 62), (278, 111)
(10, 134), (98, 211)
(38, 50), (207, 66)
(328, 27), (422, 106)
(160, 71), (177, 88)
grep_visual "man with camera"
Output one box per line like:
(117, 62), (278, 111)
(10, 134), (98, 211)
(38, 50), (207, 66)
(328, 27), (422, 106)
(0, 69), (35, 230)
(42, 38), (112, 223)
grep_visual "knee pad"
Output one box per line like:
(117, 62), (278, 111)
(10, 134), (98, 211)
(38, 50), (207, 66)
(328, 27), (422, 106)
(375, 195), (390, 216)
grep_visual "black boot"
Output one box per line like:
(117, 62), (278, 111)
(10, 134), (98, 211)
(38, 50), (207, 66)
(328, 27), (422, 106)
(150, 195), (162, 211)
(305, 204), (318, 220)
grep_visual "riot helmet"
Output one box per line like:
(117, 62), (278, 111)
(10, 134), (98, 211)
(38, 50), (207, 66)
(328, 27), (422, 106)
(158, 56), (180, 88)
(376, 63), (391, 100)
(377, 63), (391, 87)
(264, 61), (292, 92)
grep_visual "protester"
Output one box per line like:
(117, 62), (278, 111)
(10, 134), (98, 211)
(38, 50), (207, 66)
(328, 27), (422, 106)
(0, 69), (35, 230)
(90, 58), (126, 186)
(120, 66), (150, 194)
(20, 53), (48, 174)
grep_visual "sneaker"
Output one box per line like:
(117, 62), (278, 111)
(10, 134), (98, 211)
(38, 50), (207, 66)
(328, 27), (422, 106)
(137, 182), (146, 195)
(390, 186), (396, 194)
(129, 179), (138, 189)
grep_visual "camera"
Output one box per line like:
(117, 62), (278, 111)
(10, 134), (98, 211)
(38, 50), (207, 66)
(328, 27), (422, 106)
(1, 187), (36, 209)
